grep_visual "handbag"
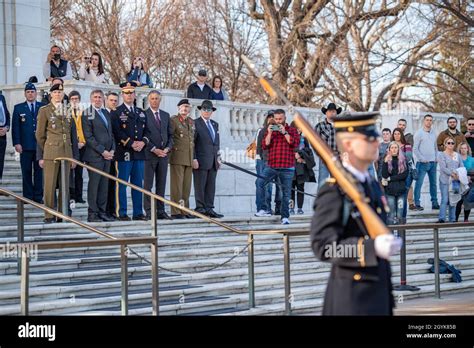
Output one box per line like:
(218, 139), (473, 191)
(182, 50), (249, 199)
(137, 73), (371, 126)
(246, 141), (257, 159)
(408, 158), (418, 180)
(467, 186), (474, 203)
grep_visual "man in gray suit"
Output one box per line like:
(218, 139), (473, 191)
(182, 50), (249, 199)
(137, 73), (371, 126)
(192, 100), (223, 218)
(82, 90), (115, 222)
(143, 90), (173, 220)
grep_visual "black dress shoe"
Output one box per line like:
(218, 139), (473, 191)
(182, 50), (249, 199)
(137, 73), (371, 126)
(76, 199), (86, 204)
(133, 214), (147, 221)
(106, 214), (117, 221)
(88, 214), (102, 223)
(437, 219), (445, 223)
(185, 214), (198, 219)
(118, 215), (131, 221)
(194, 209), (207, 216)
(98, 213), (115, 222)
(171, 214), (185, 219)
(43, 218), (55, 224)
(207, 210), (224, 218)
(157, 212), (172, 220)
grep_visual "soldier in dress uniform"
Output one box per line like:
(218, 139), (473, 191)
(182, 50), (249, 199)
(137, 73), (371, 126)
(11, 83), (45, 202)
(169, 99), (195, 219)
(310, 113), (402, 315)
(110, 82), (147, 221)
(36, 84), (79, 223)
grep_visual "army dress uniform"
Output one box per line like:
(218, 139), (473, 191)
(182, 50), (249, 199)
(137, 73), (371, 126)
(169, 99), (195, 217)
(111, 94), (147, 220)
(11, 83), (45, 202)
(310, 113), (395, 315)
(35, 84), (79, 221)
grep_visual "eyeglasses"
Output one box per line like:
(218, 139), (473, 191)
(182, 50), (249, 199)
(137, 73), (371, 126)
(447, 142), (455, 145)
(202, 108), (213, 112)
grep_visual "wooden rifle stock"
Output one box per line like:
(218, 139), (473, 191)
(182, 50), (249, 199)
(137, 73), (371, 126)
(293, 113), (389, 239)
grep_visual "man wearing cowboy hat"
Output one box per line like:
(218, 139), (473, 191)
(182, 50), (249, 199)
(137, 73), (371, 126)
(315, 103), (342, 189)
(192, 100), (223, 218)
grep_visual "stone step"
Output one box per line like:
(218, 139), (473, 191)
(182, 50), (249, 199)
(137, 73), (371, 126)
(1, 267), (473, 315)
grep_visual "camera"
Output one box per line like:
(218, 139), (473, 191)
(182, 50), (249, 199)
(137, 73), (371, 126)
(270, 125), (281, 131)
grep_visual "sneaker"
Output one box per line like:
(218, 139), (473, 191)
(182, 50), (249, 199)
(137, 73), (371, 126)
(415, 205), (424, 211)
(297, 209), (304, 215)
(281, 218), (290, 225)
(432, 204), (440, 210)
(289, 209), (295, 215)
(255, 210), (272, 217)
(408, 203), (417, 210)
(436, 219), (445, 223)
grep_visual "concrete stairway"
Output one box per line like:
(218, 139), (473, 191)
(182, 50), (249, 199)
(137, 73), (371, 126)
(1, 150), (473, 316)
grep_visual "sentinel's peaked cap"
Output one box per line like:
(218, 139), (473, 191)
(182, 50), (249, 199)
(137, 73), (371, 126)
(333, 112), (381, 139)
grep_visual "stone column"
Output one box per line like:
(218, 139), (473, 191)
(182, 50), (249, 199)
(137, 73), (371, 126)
(0, 0), (50, 85)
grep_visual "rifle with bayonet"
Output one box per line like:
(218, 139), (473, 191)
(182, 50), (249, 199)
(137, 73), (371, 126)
(239, 55), (389, 239)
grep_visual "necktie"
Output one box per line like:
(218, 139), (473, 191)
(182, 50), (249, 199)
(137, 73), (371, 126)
(97, 109), (108, 129)
(154, 111), (161, 128)
(0, 102), (5, 126)
(30, 103), (34, 115)
(206, 120), (215, 142)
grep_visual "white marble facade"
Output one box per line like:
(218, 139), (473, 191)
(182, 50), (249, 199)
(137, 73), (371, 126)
(0, 0), (50, 85)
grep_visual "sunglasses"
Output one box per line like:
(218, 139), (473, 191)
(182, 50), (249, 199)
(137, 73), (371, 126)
(447, 142), (455, 145)
(468, 123), (474, 126)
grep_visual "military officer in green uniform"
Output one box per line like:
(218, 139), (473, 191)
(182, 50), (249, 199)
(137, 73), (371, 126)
(36, 84), (79, 223)
(169, 99), (195, 219)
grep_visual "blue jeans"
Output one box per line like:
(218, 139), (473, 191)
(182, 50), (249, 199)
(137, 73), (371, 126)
(414, 161), (438, 207)
(387, 194), (404, 225)
(256, 167), (294, 219)
(402, 173), (413, 218)
(255, 159), (272, 211)
(318, 159), (330, 190)
(439, 182), (455, 222)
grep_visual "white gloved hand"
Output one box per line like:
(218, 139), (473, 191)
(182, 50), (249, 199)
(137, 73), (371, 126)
(374, 234), (402, 260)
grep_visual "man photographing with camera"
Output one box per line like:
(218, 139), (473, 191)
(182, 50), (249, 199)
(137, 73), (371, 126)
(43, 45), (72, 82)
(256, 109), (299, 224)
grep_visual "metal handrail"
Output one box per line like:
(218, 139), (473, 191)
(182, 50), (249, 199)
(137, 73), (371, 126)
(242, 221), (474, 315)
(0, 236), (158, 316)
(0, 188), (159, 316)
(0, 187), (115, 240)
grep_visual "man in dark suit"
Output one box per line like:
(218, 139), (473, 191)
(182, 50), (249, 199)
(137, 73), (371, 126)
(143, 90), (173, 220)
(192, 100), (223, 218)
(82, 90), (115, 222)
(11, 83), (44, 202)
(104, 92), (119, 219)
(0, 91), (10, 183)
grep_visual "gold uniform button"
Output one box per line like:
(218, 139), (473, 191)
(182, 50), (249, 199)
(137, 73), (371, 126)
(353, 273), (362, 281)
(376, 207), (382, 214)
